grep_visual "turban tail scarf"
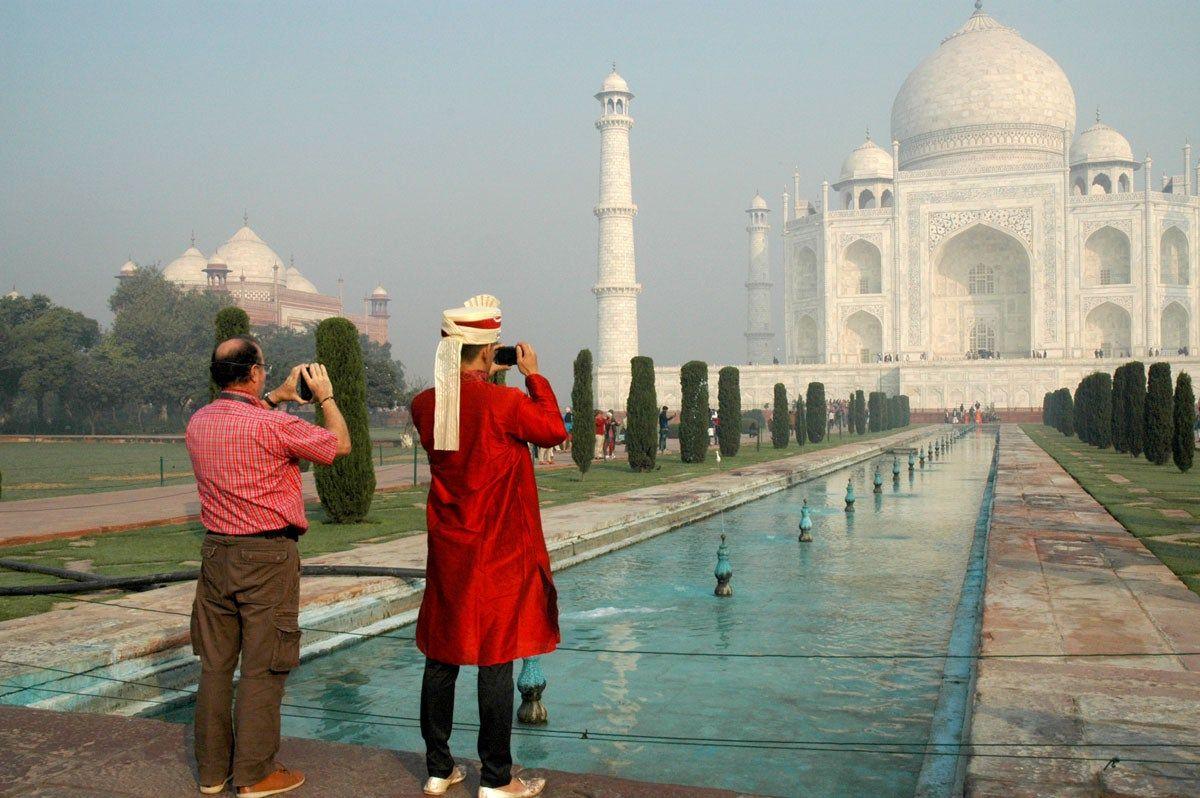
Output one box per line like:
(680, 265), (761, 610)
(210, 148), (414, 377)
(433, 295), (502, 451)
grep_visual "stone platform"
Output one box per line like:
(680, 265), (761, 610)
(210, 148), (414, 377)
(966, 425), (1200, 797)
(0, 705), (756, 798)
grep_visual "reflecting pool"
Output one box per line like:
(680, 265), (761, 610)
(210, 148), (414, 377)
(158, 431), (995, 797)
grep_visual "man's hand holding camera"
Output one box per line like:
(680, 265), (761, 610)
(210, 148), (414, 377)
(267, 363), (335, 406)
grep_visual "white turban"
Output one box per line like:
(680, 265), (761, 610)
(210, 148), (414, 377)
(433, 294), (502, 450)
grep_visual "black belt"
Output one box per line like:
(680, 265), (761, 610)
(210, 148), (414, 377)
(205, 526), (302, 541)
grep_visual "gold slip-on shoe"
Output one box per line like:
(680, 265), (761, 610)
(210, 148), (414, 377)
(424, 765), (467, 796)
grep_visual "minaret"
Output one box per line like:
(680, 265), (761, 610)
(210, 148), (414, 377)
(593, 66), (641, 369)
(745, 194), (773, 364)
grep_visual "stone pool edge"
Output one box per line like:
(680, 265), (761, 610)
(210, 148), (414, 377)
(913, 427), (999, 797)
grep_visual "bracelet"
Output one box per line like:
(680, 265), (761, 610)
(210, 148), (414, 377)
(317, 396), (336, 406)
(264, 392), (279, 409)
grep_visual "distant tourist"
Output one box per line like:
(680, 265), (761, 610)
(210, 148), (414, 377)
(187, 336), (350, 797)
(562, 407), (573, 451)
(409, 296), (562, 798)
(604, 410), (618, 459)
(658, 405), (675, 453)
(594, 410), (606, 460)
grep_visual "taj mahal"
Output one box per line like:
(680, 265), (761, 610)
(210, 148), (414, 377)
(592, 2), (1199, 412)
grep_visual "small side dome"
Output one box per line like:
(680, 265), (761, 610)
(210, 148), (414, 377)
(120, 259), (138, 275)
(750, 193), (768, 210)
(371, 285), (389, 298)
(284, 265), (319, 294)
(162, 246), (209, 285)
(207, 252), (227, 266)
(1070, 120), (1135, 166)
(4, 287), (20, 299)
(839, 137), (894, 182)
(600, 69), (629, 93)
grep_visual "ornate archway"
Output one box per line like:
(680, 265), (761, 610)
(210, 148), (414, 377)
(1083, 226), (1131, 286)
(840, 240), (881, 296)
(1161, 302), (1189, 352)
(1084, 301), (1132, 357)
(1161, 227), (1190, 285)
(794, 314), (819, 363)
(842, 310), (882, 363)
(932, 224), (1031, 357)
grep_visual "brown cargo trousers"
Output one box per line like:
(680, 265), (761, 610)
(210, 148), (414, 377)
(190, 532), (302, 788)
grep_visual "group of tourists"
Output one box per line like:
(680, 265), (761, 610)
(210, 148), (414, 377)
(187, 295), (558, 798)
(944, 402), (986, 424)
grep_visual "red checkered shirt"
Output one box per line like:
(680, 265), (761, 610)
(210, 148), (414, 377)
(185, 389), (338, 534)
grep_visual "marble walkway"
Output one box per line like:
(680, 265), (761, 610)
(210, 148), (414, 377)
(966, 425), (1200, 797)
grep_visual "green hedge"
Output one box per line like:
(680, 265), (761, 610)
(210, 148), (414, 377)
(679, 361), (710, 463)
(1173, 371), (1195, 473)
(1144, 362), (1173, 465)
(625, 356), (658, 471)
(805, 382), (826, 444)
(770, 383), (790, 448)
(571, 349), (595, 474)
(717, 366), (741, 457)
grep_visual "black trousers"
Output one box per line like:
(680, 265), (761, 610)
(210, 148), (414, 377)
(420, 657), (514, 788)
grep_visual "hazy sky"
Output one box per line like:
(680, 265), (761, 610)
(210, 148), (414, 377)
(2, 1), (1197, 392)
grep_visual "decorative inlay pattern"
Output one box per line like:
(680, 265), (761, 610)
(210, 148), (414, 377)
(1080, 294), (1133, 315)
(1080, 218), (1133, 239)
(927, 207), (1033, 252)
(838, 302), (884, 324)
(838, 231), (884, 251)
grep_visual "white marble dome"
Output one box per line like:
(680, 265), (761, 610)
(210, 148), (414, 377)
(119, 259), (138, 275)
(284, 266), (318, 294)
(1070, 121), (1134, 165)
(600, 69), (629, 94)
(371, 285), (389, 298)
(750, 193), (768, 209)
(839, 138), (894, 182)
(211, 226), (285, 282)
(890, 5), (1076, 171)
(162, 245), (209, 286)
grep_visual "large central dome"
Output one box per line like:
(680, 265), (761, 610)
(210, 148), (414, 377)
(890, 4), (1076, 171)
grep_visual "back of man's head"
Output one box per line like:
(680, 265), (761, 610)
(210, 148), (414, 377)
(211, 335), (260, 388)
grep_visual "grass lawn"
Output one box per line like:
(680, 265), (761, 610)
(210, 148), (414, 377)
(0, 424), (920, 621)
(1021, 423), (1200, 596)
(0, 429), (424, 501)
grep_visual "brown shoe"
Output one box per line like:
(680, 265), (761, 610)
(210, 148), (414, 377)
(237, 765), (305, 798)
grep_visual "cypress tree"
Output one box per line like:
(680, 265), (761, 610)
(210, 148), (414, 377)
(625, 356), (658, 472)
(1073, 378), (1087, 444)
(854, 390), (866, 434)
(1125, 361), (1146, 458)
(900, 395), (911, 427)
(1144, 362), (1173, 465)
(679, 360), (710, 463)
(571, 349), (594, 475)
(1111, 365), (1127, 453)
(868, 391), (883, 432)
(1172, 372), (1195, 473)
(794, 396), (807, 446)
(211, 306), (251, 400)
(805, 382), (827, 444)
(1042, 391), (1053, 426)
(313, 317), (375, 522)
(1055, 387), (1074, 437)
(770, 383), (790, 448)
(717, 366), (741, 458)
(1089, 372), (1113, 449)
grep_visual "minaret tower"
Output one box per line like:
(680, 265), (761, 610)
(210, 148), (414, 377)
(593, 66), (641, 369)
(745, 193), (773, 363)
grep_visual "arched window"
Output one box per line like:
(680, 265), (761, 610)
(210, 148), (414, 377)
(970, 321), (996, 354)
(606, 99), (614, 114)
(1073, 177), (1086, 196)
(858, 189), (876, 209)
(1118, 173), (1131, 193)
(968, 263), (994, 295)
(1092, 174), (1112, 195)
(880, 190), (893, 208)
(615, 99), (624, 114)
(844, 193), (854, 210)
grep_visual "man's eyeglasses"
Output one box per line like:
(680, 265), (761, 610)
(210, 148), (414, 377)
(214, 360), (272, 376)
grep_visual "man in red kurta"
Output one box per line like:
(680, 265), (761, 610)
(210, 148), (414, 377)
(410, 295), (565, 798)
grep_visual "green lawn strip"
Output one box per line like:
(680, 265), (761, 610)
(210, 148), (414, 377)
(1021, 423), (1200, 595)
(0, 429), (426, 501)
(0, 426), (920, 621)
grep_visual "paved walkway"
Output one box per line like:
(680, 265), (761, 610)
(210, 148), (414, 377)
(0, 705), (754, 798)
(966, 425), (1200, 797)
(0, 440), (631, 544)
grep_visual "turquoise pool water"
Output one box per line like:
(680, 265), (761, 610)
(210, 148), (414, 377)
(158, 431), (995, 797)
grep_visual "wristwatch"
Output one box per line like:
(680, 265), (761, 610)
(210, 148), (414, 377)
(264, 392), (280, 409)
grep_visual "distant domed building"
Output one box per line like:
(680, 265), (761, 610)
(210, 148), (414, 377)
(120, 219), (390, 345)
(593, 2), (1198, 412)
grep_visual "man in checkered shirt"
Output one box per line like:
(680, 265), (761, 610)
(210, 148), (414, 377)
(187, 335), (349, 798)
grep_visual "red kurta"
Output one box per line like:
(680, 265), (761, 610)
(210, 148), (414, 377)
(410, 370), (567, 666)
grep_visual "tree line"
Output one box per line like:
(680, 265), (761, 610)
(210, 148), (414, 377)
(0, 268), (406, 433)
(567, 349), (910, 475)
(1043, 361), (1194, 472)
